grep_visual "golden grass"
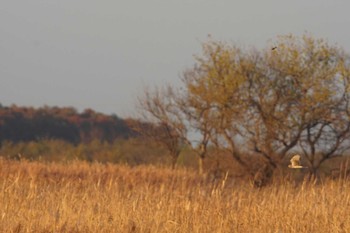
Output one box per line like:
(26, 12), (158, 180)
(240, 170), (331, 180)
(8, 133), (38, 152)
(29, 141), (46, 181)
(1, 158), (350, 233)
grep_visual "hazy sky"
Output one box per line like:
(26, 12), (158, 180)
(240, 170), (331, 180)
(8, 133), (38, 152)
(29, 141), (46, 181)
(1, 1), (349, 117)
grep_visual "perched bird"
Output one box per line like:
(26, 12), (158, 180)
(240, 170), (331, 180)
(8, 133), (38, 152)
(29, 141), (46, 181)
(288, 154), (307, 169)
(271, 46), (277, 51)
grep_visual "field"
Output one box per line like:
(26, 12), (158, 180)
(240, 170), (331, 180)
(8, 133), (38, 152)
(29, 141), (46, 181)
(1, 158), (350, 233)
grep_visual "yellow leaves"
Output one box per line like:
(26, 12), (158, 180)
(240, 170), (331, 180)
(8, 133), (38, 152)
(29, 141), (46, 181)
(187, 40), (250, 110)
(185, 33), (350, 126)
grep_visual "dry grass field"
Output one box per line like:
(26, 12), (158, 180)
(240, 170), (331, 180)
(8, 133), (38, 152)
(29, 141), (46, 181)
(1, 158), (350, 233)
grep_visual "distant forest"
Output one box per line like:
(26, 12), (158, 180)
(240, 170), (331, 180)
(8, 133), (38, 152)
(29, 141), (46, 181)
(0, 104), (137, 144)
(0, 104), (185, 167)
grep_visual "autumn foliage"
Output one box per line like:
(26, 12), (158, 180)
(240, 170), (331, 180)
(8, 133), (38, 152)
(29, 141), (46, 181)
(0, 104), (136, 144)
(137, 34), (350, 182)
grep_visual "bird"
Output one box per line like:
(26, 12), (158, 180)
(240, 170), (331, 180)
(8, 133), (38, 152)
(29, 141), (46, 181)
(271, 46), (277, 51)
(288, 154), (307, 169)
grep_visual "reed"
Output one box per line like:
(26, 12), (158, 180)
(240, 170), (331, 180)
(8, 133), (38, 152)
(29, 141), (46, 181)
(0, 158), (349, 233)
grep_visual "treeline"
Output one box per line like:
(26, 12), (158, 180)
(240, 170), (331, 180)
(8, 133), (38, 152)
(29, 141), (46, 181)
(0, 104), (136, 144)
(0, 104), (198, 167)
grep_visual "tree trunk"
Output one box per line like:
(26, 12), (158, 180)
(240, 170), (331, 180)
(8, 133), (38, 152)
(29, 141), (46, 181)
(198, 156), (204, 175)
(307, 166), (318, 181)
(171, 154), (178, 169)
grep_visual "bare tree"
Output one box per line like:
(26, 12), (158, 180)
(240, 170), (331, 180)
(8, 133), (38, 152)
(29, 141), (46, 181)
(136, 82), (218, 173)
(135, 86), (186, 168)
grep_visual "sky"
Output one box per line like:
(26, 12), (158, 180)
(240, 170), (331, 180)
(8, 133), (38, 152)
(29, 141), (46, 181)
(1, 1), (350, 117)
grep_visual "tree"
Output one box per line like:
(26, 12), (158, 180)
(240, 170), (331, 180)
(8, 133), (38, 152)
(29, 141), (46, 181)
(181, 41), (253, 174)
(137, 83), (218, 173)
(246, 35), (350, 177)
(135, 87), (186, 169)
(139, 34), (350, 182)
(186, 34), (350, 180)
